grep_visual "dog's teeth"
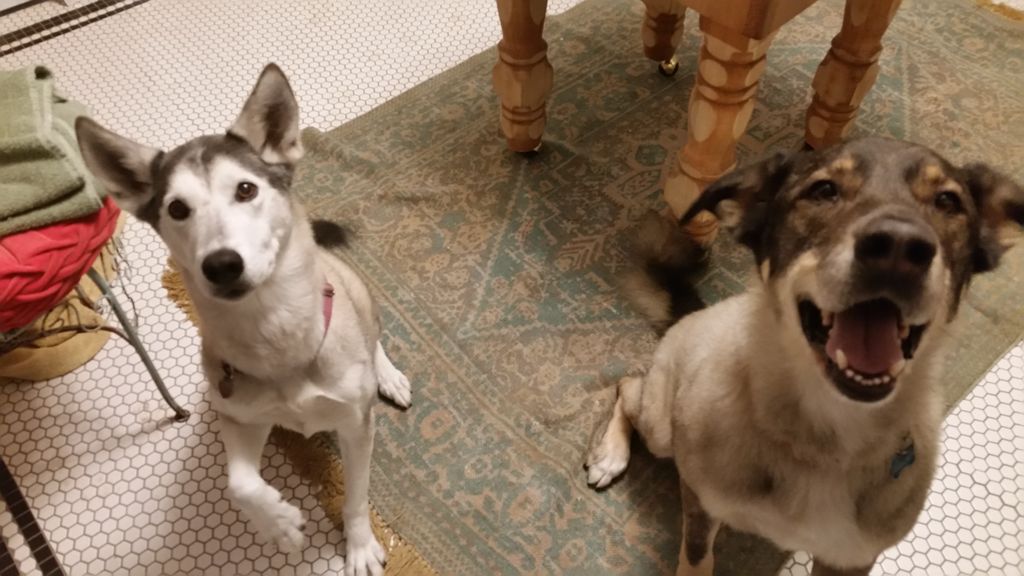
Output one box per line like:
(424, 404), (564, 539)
(835, 349), (848, 370)
(822, 311), (834, 327)
(880, 375), (892, 384)
(889, 359), (907, 378)
(845, 369), (855, 379)
(899, 324), (910, 339)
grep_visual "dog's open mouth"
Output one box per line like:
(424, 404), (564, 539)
(798, 298), (927, 403)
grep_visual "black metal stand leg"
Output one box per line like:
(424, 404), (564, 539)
(87, 268), (190, 421)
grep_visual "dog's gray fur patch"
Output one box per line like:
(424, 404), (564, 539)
(138, 134), (294, 228)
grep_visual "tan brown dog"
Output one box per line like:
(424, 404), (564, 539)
(587, 137), (1023, 575)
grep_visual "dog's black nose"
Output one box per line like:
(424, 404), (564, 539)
(855, 218), (937, 276)
(201, 249), (244, 285)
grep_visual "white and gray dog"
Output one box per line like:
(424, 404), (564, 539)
(77, 64), (409, 576)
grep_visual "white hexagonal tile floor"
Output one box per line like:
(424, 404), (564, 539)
(1, 1), (1022, 575)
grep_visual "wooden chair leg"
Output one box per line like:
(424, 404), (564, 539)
(665, 17), (775, 245)
(641, 0), (687, 74)
(805, 0), (903, 149)
(493, 0), (553, 153)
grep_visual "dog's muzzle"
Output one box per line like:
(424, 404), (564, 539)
(852, 214), (938, 300)
(201, 249), (250, 299)
(796, 214), (937, 402)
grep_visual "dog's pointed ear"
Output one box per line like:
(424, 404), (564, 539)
(75, 117), (161, 216)
(680, 151), (797, 260)
(229, 63), (303, 165)
(962, 163), (1024, 274)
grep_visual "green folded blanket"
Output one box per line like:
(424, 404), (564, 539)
(0, 66), (105, 237)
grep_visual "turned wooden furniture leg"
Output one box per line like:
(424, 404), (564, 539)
(493, 0), (553, 152)
(664, 18), (775, 244)
(641, 0), (686, 75)
(805, 0), (903, 149)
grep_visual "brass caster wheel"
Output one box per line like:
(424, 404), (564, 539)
(658, 57), (679, 77)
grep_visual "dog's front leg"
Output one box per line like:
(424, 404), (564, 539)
(220, 416), (305, 552)
(336, 405), (386, 576)
(676, 476), (721, 576)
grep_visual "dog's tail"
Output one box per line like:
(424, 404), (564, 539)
(620, 211), (707, 334)
(311, 219), (350, 249)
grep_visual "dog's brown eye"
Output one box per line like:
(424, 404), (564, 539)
(803, 180), (839, 202)
(934, 191), (963, 215)
(168, 199), (191, 220)
(236, 181), (258, 202)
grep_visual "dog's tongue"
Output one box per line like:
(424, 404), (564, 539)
(825, 300), (902, 375)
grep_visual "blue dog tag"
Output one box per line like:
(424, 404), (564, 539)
(890, 439), (915, 479)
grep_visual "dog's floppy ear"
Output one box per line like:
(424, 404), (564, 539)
(680, 151), (796, 260)
(962, 163), (1024, 273)
(229, 63), (303, 165)
(75, 117), (161, 216)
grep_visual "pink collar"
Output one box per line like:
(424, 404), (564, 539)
(219, 280), (335, 399)
(322, 281), (335, 334)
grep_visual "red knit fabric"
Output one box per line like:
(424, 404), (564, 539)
(0, 198), (121, 332)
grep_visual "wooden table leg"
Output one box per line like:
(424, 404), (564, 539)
(493, 0), (553, 153)
(641, 0), (687, 75)
(805, 0), (903, 149)
(664, 17), (775, 244)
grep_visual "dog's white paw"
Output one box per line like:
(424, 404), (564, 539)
(377, 366), (412, 409)
(257, 499), (306, 552)
(238, 487), (306, 552)
(344, 535), (386, 576)
(585, 436), (630, 489)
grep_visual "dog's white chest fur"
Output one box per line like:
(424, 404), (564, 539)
(208, 363), (370, 437)
(195, 251), (381, 437)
